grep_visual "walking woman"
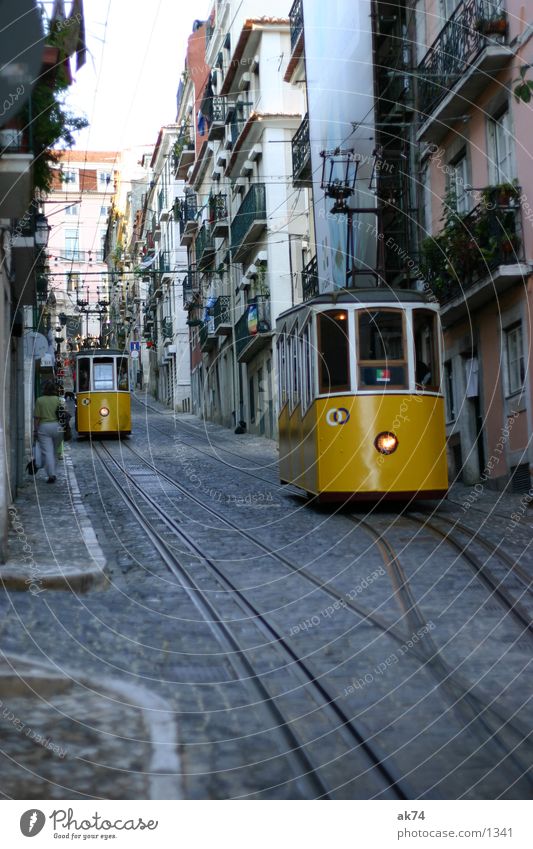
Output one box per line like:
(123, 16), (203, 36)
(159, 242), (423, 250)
(33, 380), (62, 483)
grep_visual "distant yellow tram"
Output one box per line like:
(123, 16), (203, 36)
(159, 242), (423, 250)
(75, 349), (131, 436)
(276, 289), (448, 502)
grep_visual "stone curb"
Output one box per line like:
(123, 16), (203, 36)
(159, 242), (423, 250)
(2, 445), (107, 593)
(0, 653), (184, 800)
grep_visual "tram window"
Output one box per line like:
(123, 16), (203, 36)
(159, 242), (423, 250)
(117, 358), (129, 391)
(413, 310), (440, 391)
(318, 311), (350, 393)
(290, 330), (299, 408)
(93, 358), (114, 391)
(77, 358), (90, 392)
(358, 310), (407, 389)
(277, 333), (287, 406)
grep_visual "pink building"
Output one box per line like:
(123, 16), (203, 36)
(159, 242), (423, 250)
(44, 151), (118, 346)
(416, 0), (533, 491)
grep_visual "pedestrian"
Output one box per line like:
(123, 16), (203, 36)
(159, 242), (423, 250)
(32, 380), (63, 483)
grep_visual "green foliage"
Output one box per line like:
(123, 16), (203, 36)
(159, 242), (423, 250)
(513, 65), (533, 104)
(22, 18), (88, 193)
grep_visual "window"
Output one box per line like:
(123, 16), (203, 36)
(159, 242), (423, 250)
(101, 206), (108, 216)
(277, 333), (286, 406)
(413, 309), (440, 391)
(290, 328), (299, 408)
(98, 171), (112, 188)
(65, 203), (80, 216)
(301, 322), (313, 412)
(505, 324), (525, 395)
(449, 152), (469, 214)
(444, 361), (456, 421)
(116, 358), (129, 391)
(65, 229), (80, 261)
(93, 359), (114, 391)
(318, 310), (350, 394)
(249, 375), (255, 423)
(62, 169), (78, 188)
(358, 309), (407, 389)
(77, 358), (90, 391)
(488, 109), (515, 184)
(66, 272), (79, 293)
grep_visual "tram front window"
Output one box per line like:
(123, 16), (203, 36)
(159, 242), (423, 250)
(117, 358), (129, 391)
(358, 310), (407, 389)
(318, 311), (350, 393)
(77, 358), (90, 392)
(93, 358), (114, 391)
(413, 310), (440, 391)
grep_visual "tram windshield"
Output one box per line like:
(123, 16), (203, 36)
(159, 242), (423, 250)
(93, 358), (114, 391)
(413, 309), (440, 391)
(77, 358), (90, 392)
(358, 310), (407, 389)
(116, 358), (129, 391)
(318, 311), (350, 393)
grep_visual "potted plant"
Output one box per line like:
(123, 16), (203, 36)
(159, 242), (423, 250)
(476, 14), (507, 36)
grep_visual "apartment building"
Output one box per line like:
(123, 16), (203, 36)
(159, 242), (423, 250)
(415, 0), (533, 490)
(44, 151), (117, 346)
(177, 2), (307, 437)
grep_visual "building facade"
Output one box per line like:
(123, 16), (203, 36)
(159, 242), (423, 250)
(415, 0), (533, 491)
(177, 2), (307, 438)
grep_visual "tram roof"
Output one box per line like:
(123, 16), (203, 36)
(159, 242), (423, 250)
(75, 349), (126, 357)
(278, 287), (434, 320)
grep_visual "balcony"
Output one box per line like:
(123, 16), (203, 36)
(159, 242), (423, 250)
(234, 298), (273, 363)
(173, 133), (195, 179)
(417, 0), (512, 143)
(196, 223), (216, 270)
(208, 97), (230, 141)
(208, 192), (229, 237)
(177, 195), (198, 245)
(292, 114), (311, 188)
(302, 254), (319, 301)
(213, 295), (232, 335)
(183, 267), (199, 308)
(230, 183), (267, 262)
(289, 0), (304, 54)
(200, 318), (217, 352)
(422, 186), (529, 324)
(162, 318), (173, 340)
(0, 127), (33, 216)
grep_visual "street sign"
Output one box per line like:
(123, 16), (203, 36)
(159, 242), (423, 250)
(130, 350), (139, 359)
(130, 341), (141, 352)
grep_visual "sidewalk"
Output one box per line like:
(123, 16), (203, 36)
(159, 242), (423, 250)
(1, 444), (106, 593)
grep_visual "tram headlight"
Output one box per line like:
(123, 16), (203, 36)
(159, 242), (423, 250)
(99, 406), (110, 417)
(374, 431), (398, 455)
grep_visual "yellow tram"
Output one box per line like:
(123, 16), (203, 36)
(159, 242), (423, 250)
(276, 289), (448, 501)
(75, 349), (131, 436)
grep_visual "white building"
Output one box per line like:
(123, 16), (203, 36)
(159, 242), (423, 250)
(178, 2), (308, 437)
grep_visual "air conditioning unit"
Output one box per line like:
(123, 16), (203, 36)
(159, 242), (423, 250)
(249, 143), (262, 161)
(245, 263), (258, 279)
(211, 166), (223, 181)
(240, 160), (254, 177)
(238, 72), (251, 91)
(216, 150), (228, 167)
(255, 251), (268, 264)
(234, 177), (247, 191)
(239, 276), (251, 290)
(250, 55), (259, 74)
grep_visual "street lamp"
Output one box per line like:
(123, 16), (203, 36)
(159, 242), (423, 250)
(320, 148), (359, 213)
(34, 213), (51, 248)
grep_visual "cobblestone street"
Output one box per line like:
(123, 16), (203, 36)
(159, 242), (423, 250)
(1, 395), (532, 800)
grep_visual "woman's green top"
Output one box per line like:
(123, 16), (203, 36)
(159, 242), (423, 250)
(34, 395), (60, 423)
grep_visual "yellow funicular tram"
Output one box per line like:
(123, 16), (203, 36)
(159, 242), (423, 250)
(276, 289), (448, 502)
(75, 349), (131, 436)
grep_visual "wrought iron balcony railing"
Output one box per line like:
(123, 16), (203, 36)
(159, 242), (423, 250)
(199, 317), (216, 351)
(289, 0), (304, 53)
(302, 254), (319, 301)
(417, 0), (508, 116)
(162, 318), (173, 339)
(230, 183), (266, 259)
(196, 223), (215, 270)
(421, 185), (523, 305)
(213, 295), (231, 331)
(234, 298), (272, 360)
(292, 114), (311, 186)
(183, 266), (199, 308)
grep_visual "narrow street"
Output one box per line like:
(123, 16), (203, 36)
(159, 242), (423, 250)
(1, 396), (532, 800)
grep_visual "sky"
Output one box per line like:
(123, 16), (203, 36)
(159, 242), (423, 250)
(62, 0), (212, 152)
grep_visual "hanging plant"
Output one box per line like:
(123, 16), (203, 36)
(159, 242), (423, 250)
(513, 65), (533, 103)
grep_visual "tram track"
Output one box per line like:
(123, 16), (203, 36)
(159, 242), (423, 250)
(355, 516), (533, 791)
(92, 439), (410, 800)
